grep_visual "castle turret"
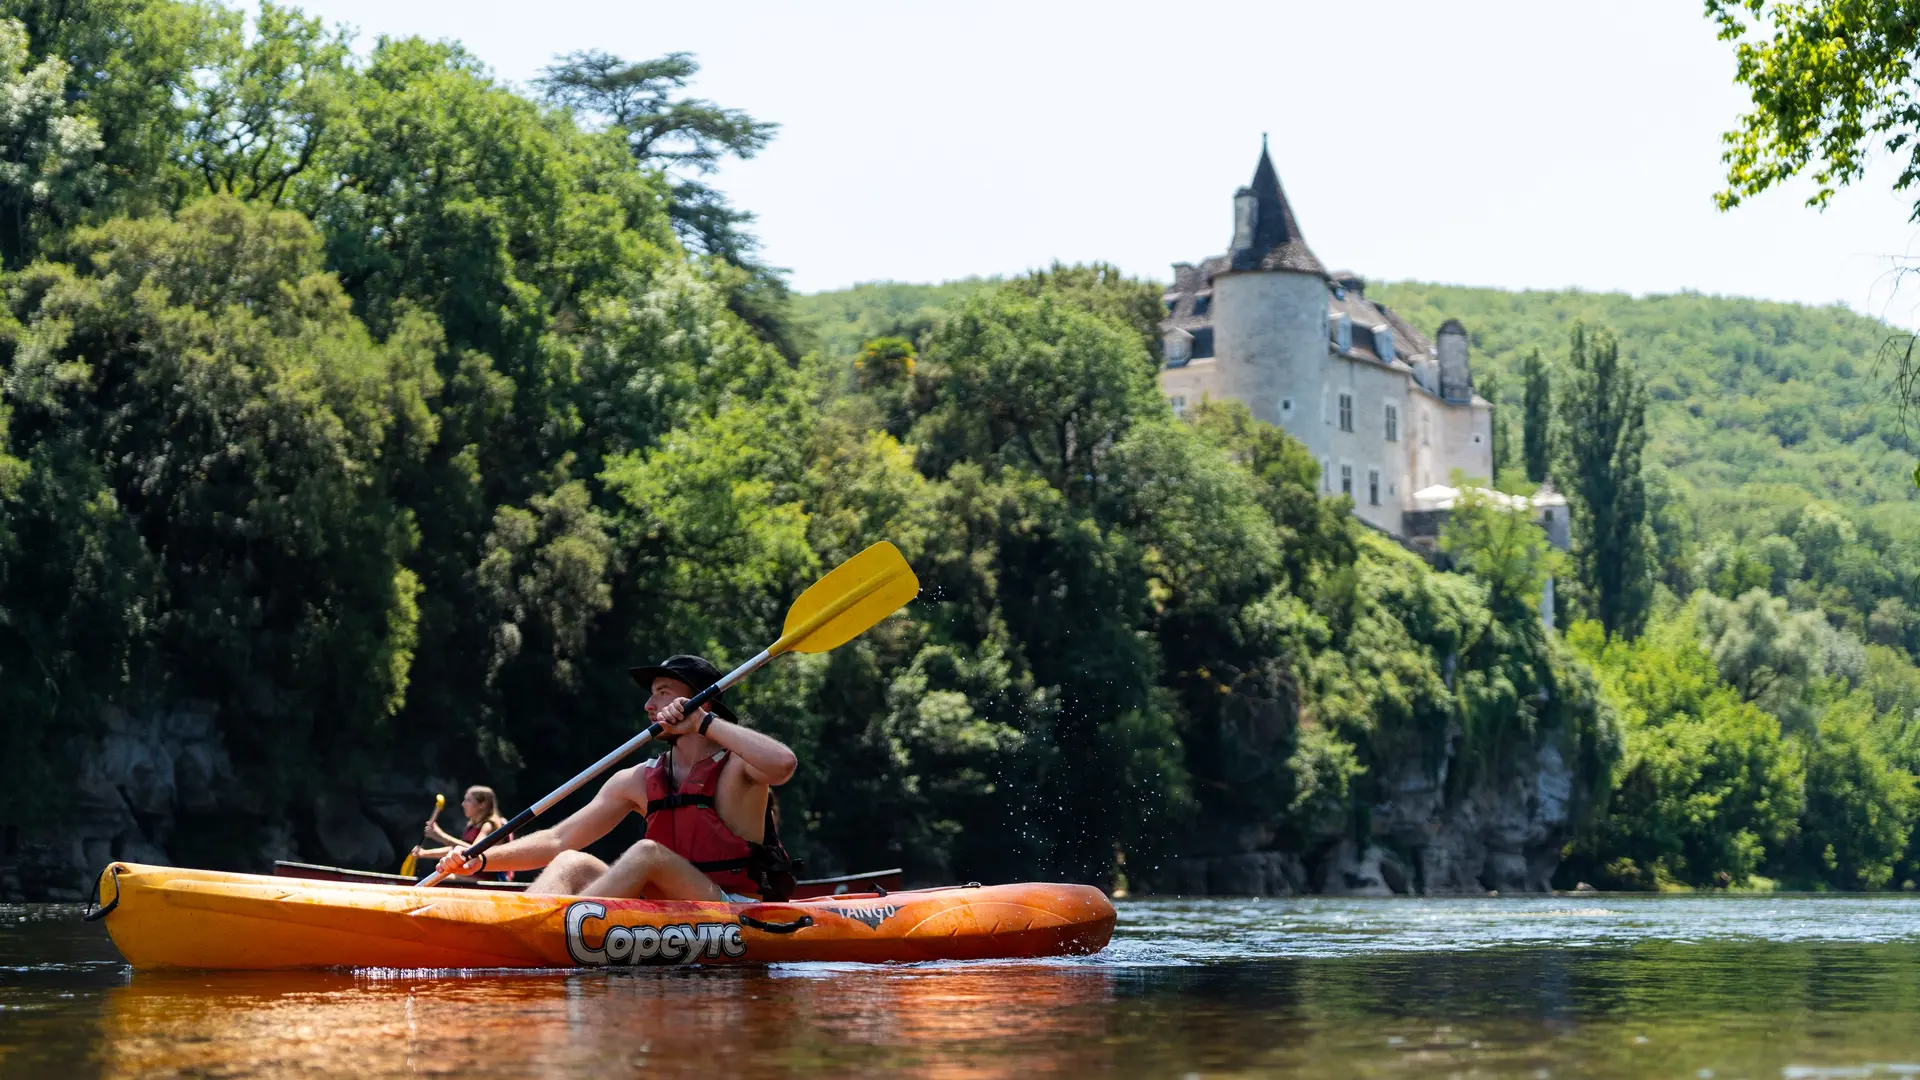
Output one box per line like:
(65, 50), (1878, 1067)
(1213, 138), (1328, 433)
(1437, 319), (1472, 402)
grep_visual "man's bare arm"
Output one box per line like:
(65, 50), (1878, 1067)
(703, 718), (798, 786)
(656, 697), (797, 786)
(434, 769), (639, 876)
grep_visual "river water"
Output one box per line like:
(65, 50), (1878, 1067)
(6, 894), (1920, 1077)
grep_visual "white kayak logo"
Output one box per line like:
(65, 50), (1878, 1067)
(564, 902), (748, 965)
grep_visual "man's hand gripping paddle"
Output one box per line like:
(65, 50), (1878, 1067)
(418, 541), (919, 887)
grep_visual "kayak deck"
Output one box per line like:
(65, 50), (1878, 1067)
(94, 863), (1116, 971)
(269, 859), (906, 898)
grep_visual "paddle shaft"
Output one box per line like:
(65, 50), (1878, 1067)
(417, 649), (772, 886)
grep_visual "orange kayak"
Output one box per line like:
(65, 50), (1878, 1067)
(92, 863), (1117, 971)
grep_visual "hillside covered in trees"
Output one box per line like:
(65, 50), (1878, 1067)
(3, 1), (1917, 899)
(799, 279), (1920, 891)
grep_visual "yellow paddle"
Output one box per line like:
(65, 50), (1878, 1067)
(420, 541), (919, 887)
(399, 793), (445, 877)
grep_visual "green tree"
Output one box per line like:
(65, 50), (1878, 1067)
(1567, 616), (1805, 887)
(1707, 0), (1920, 221)
(915, 287), (1163, 495)
(1003, 261), (1166, 365)
(4, 0), (229, 223)
(1558, 324), (1654, 639)
(532, 49), (798, 352)
(1439, 485), (1560, 623)
(179, 3), (350, 205)
(1779, 692), (1918, 890)
(1694, 587), (1864, 731)
(1521, 348), (1551, 484)
(0, 196), (436, 820)
(0, 17), (103, 266)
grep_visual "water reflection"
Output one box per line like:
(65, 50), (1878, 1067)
(10, 898), (1920, 1078)
(98, 964), (1123, 1077)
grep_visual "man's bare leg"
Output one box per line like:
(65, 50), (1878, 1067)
(523, 850), (609, 895)
(584, 839), (731, 900)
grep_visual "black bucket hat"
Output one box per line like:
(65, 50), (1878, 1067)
(628, 654), (739, 723)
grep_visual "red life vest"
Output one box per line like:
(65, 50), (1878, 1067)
(462, 821), (514, 882)
(642, 750), (763, 899)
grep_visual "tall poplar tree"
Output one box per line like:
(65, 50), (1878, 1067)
(1557, 324), (1654, 639)
(1522, 349), (1552, 483)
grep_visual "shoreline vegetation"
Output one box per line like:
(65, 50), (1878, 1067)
(4, 2), (1920, 900)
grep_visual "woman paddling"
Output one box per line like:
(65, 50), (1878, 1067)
(412, 786), (514, 881)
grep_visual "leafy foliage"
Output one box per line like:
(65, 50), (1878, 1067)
(1706, 0), (1920, 220)
(1557, 324), (1655, 639)
(5, 4), (1918, 895)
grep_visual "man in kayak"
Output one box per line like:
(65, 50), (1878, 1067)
(432, 655), (799, 901)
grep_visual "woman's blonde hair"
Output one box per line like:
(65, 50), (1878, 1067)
(465, 785), (505, 830)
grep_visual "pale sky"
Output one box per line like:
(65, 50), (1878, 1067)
(278, 0), (1920, 324)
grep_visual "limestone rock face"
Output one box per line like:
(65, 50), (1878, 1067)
(1137, 851), (1308, 897)
(313, 792), (395, 870)
(0, 706), (439, 901)
(1369, 739), (1579, 895)
(6, 705), (234, 900)
(1135, 734), (1585, 898)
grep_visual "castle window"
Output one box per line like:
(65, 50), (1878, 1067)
(1321, 457), (1330, 492)
(1192, 294), (1212, 316)
(1368, 468), (1380, 506)
(1340, 464), (1353, 496)
(1190, 327), (1215, 358)
(1171, 395), (1188, 417)
(1338, 393), (1353, 432)
(1473, 433), (1483, 444)
(1281, 398), (1293, 414)
(1385, 404), (1398, 442)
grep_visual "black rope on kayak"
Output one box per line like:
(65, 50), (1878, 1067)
(738, 912), (814, 935)
(82, 865), (122, 922)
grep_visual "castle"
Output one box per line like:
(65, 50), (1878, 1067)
(1158, 141), (1493, 537)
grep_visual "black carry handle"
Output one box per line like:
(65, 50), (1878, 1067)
(739, 912), (815, 935)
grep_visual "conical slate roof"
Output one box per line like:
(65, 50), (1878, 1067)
(1231, 140), (1327, 277)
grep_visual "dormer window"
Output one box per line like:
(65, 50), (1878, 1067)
(1164, 298), (1178, 314)
(1190, 328), (1215, 358)
(1192, 294), (1212, 316)
(1371, 325), (1396, 366)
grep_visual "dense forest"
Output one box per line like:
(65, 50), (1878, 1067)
(799, 279), (1920, 891)
(2, 1), (1916, 899)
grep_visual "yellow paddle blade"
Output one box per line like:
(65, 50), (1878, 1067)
(775, 541), (919, 655)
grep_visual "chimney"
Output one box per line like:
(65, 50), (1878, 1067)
(1231, 187), (1258, 253)
(1437, 319), (1471, 401)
